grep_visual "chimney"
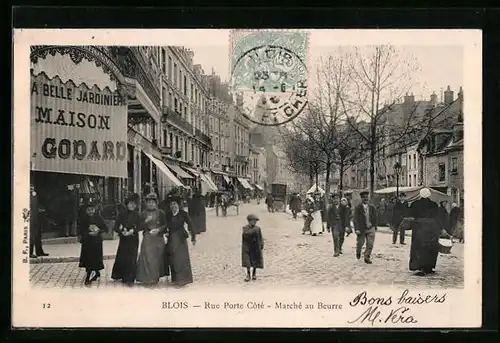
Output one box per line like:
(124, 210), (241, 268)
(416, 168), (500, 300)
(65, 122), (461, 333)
(444, 85), (454, 105)
(404, 92), (415, 104)
(430, 91), (438, 105)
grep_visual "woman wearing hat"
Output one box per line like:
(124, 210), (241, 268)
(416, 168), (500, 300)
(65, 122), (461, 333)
(162, 196), (196, 287)
(78, 198), (107, 286)
(408, 188), (451, 276)
(111, 193), (141, 286)
(241, 214), (264, 282)
(136, 193), (167, 286)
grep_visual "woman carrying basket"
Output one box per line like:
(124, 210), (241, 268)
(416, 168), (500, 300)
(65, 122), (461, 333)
(408, 188), (452, 276)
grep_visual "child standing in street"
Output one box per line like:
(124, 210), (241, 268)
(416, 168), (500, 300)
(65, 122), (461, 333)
(241, 214), (264, 282)
(78, 198), (106, 286)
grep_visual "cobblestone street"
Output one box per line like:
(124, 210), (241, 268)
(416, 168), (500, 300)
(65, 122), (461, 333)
(30, 203), (464, 290)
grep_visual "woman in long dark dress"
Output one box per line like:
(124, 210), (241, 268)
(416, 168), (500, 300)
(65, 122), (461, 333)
(188, 189), (206, 235)
(78, 199), (107, 286)
(136, 193), (167, 286)
(111, 193), (141, 286)
(409, 188), (450, 276)
(163, 197), (196, 287)
(242, 214), (264, 282)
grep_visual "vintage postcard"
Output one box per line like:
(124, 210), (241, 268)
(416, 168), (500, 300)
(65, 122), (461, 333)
(12, 29), (482, 328)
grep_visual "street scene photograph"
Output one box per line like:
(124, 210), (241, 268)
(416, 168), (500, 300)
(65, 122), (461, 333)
(26, 30), (466, 293)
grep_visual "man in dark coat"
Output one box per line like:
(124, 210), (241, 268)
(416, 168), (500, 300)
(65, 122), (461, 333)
(449, 203), (462, 241)
(327, 193), (351, 257)
(353, 191), (378, 264)
(188, 188), (207, 234)
(289, 193), (301, 219)
(392, 195), (409, 245)
(265, 193), (274, 213)
(29, 185), (48, 258)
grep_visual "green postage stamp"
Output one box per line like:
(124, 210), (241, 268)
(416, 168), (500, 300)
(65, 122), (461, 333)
(229, 30), (309, 126)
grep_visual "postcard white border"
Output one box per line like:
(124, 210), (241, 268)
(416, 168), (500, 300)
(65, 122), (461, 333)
(12, 29), (482, 328)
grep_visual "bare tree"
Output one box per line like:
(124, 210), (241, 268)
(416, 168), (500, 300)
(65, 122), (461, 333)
(337, 45), (421, 196)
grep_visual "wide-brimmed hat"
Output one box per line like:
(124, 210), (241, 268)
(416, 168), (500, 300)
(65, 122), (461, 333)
(247, 214), (259, 221)
(145, 192), (158, 201)
(168, 195), (182, 205)
(125, 193), (140, 205)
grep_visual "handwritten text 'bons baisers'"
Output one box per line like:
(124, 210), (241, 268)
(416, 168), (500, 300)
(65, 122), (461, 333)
(347, 289), (447, 326)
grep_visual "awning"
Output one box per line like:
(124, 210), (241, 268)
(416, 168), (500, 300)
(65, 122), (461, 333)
(254, 184), (264, 191)
(237, 177), (253, 190)
(306, 183), (325, 195)
(166, 163), (194, 179)
(203, 173), (219, 191)
(143, 152), (183, 188)
(200, 173), (218, 193)
(182, 166), (200, 177)
(375, 186), (451, 203)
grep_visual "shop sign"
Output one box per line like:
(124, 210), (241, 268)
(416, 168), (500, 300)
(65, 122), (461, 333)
(30, 72), (128, 178)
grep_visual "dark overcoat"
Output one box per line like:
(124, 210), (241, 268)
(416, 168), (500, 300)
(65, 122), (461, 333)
(78, 213), (106, 270)
(241, 224), (264, 268)
(111, 209), (140, 282)
(188, 194), (207, 234)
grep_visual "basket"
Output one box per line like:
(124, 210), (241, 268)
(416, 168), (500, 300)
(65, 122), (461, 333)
(438, 238), (453, 254)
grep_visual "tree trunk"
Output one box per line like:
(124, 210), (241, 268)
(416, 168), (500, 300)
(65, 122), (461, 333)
(309, 164), (314, 188)
(369, 123), (377, 196)
(315, 164), (319, 191)
(339, 159), (345, 192)
(324, 159), (331, 200)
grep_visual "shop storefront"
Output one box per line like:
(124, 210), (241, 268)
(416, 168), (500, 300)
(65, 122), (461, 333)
(30, 46), (128, 238)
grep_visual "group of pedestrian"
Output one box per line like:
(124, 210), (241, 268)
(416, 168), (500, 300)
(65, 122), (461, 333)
(78, 188), (204, 288)
(295, 187), (461, 277)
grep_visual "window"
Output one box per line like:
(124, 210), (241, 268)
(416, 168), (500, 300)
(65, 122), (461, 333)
(408, 155), (412, 169)
(174, 98), (178, 112)
(169, 133), (173, 148)
(174, 63), (178, 85)
(414, 174), (417, 186)
(184, 141), (188, 160)
(162, 86), (167, 106)
(451, 157), (458, 173)
(162, 129), (167, 147)
(438, 163), (446, 182)
(184, 75), (187, 95)
(184, 106), (187, 118)
(413, 154), (417, 169)
(168, 56), (172, 79)
(191, 144), (195, 161)
(179, 70), (183, 91)
(161, 49), (166, 73)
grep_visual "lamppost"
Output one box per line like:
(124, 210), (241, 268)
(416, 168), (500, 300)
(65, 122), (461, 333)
(393, 161), (402, 198)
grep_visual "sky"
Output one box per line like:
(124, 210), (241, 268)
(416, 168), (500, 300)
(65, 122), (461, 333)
(187, 33), (463, 103)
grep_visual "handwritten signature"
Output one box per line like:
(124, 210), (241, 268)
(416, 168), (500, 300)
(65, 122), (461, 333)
(347, 305), (418, 325)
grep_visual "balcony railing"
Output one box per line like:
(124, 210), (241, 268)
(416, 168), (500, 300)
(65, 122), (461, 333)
(162, 106), (193, 134)
(106, 46), (161, 108)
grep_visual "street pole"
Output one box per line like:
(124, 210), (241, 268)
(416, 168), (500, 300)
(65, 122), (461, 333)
(396, 173), (399, 199)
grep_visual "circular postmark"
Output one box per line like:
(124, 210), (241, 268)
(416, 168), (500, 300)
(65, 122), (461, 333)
(230, 45), (308, 126)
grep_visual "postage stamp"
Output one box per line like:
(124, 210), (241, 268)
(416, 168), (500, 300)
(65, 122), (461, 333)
(229, 30), (309, 126)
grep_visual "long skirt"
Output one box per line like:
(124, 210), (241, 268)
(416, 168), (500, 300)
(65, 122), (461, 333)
(111, 236), (138, 283)
(409, 218), (441, 272)
(310, 210), (323, 235)
(79, 236), (104, 271)
(164, 233), (193, 287)
(136, 233), (165, 284)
